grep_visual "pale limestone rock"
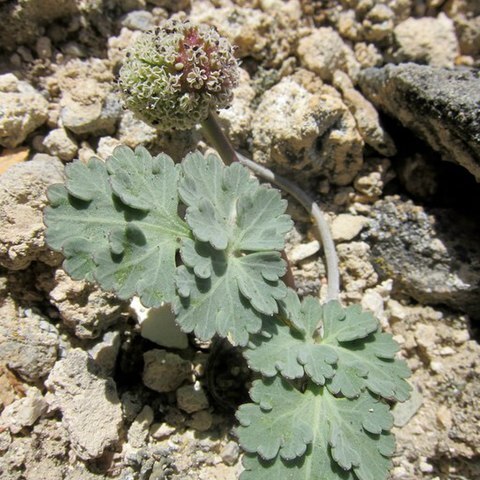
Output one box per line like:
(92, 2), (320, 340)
(45, 349), (123, 461)
(88, 330), (122, 375)
(0, 387), (47, 434)
(176, 383), (209, 414)
(289, 240), (320, 264)
(354, 42), (383, 69)
(333, 70), (396, 157)
(150, 422), (175, 440)
(0, 154), (64, 270)
(331, 214), (368, 242)
(116, 110), (157, 149)
(43, 128), (78, 161)
(131, 298), (188, 350)
(218, 69), (255, 147)
(220, 440), (240, 466)
(0, 295), (58, 382)
(0, 74), (48, 148)
(415, 324), (437, 351)
(392, 14), (459, 67)
(143, 349), (191, 393)
(41, 269), (126, 339)
(297, 28), (360, 82)
(128, 406), (154, 449)
(252, 75), (363, 185)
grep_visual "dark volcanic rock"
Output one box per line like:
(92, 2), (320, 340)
(359, 64), (480, 181)
(364, 197), (480, 319)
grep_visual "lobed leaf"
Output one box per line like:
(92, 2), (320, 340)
(174, 239), (287, 346)
(237, 377), (395, 480)
(179, 152), (292, 251)
(245, 295), (411, 401)
(44, 146), (190, 307)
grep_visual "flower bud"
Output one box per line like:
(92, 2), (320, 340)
(119, 19), (239, 130)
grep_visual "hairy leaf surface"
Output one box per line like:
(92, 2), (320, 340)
(237, 377), (395, 480)
(245, 296), (411, 401)
(44, 146), (190, 307)
(179, 152), (292, 251)
(174, 239), (287, 346)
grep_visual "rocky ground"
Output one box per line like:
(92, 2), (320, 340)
(0, 1), (479, 479)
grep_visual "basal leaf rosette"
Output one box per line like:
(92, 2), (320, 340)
(245, 292), (411, 401)
(119, 19), (239, 130)
(173, 152), (293, 346)
(44, 145), (190, 307)
(236, 377), (395, 480)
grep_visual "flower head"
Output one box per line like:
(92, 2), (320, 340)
(119, 19), (239, 130)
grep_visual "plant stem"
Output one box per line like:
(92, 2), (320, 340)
(201, 111), (340, 302)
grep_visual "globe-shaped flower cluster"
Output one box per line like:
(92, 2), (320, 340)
(119, 19), (239, 130)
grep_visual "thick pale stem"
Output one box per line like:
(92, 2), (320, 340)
(201, 111), (239, 165)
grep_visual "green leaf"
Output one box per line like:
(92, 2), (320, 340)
(179, 152), (292, 251)
(237, 377), (394, 480)
(245, 296), (411, 401)
(44, 146), (190, 307)
(174, 239), (287, 346)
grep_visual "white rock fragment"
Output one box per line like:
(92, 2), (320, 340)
(177, 383), (209, 414)
(297, 28), (360, 82)
(45, 349), (123, 461)
(143, 349), (191, 393)
(331, 214), (368, 242)
(415, 324), (437, 351)
(0, 74), (48, 148)
(88, 330), (122, 375)
(220, 441), (240, 466)
(128, 405), (154, 449)
(150, 422), (175, 440)
(43, 127), (78, 161)
(289, 240), (320, 264)
(392, 13), (459, 67)
(0, 387), (47, 434)
(131, 298), (188, 350)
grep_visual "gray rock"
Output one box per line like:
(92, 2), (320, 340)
(176, 383), (209, 414)
(127, 405), (154, 448)
(121, 10), (154, 31)
(61, 93), (122, 136)
(0, 154), (64, 270)
(43, 127), (78, 161)
(0, 297), (59, 382)
(45, 349), (123, 461)
(359, 64), (480, 181)
(0, 74), (48, 148)
(88, 330), (122, 375)
(364, 197), (480, 319)
(142, 349), (191, 393)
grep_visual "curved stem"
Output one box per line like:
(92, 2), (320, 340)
(235, 152), (340, 303)
(201, 111), (340, 302)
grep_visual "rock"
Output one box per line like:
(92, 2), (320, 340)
(57, 59), (120, 136)
(45, 349), (123, 461)
(35, 36), (52, 59)
(0, 154), (64, 270)
(289, 240), (320, 264)
(220, 440), (240, 466)
(0, 147), (29, 175)
(42, 128), (78, 161)
(128, 406), (154, 448)
(186, 410), (212, 432)
(392, 14), (459, 67)
(333, 70), (396, 157)
(176, 383), (209, 414)
(331, 214), (368, 242)
(0, 74), (48, 148)
(61, 93), (122, 136)
(88, 330), (122, 375)
(252, 73), (363, 185)
(116, 110), (157, 149)
(130, 298), (188, 350)
(121, 10), (154, 31)
(297, 28), (360, 82)
(40, 269), (126, 339)
(359, 64), (480, 181)
(364, 197), (480, 319)
(0, 295), (59, 382)
(150, 422), (175, 440)
(142, 349), (191, 393)
(0, 387), (47, 434)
